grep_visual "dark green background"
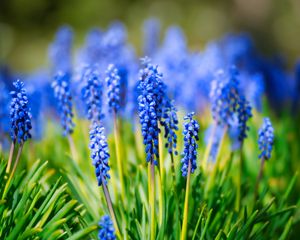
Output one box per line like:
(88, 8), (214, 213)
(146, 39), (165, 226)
(1, 0), (300, 72)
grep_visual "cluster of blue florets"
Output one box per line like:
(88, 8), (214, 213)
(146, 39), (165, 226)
(237, 96), (252, 142)
(258, 118), (274, 160)
(137, 58), (166, 165)
(81, 68), (104, 124)
(181, 112), (199, 177)
(89, 124), (111, 186)
(105, 64), (121, 114)
(10, 80), (32, 144)
(161, 100), (179, 155)
(98, 215), (116, 240)
(2, 20), (299, 145)
(52, 72), (75, 136)
(210, 67), (240, 127)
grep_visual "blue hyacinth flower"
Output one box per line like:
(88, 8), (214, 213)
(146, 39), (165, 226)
(0, 81), (10, 137)
(51, 71), (75, 136)
(181, 112), (199, 177)
(258, 118), (274, 160)
(81, 67), (104, 124)
(10, 80), (32, 144)
(143, 18), (161, 57)
(237, 95), (252, 142)
(105, 64), (121, 114)
(98, 215), (116, 240)
(137, 57), (166, 165)
(210, 66), (240, 127)
(49, 26), (73, 74)
(89, 124), (111, 186)
(161, 100), (179, 155)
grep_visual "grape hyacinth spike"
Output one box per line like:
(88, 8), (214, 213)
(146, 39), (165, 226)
(52, 71), (75, 136)
(105, 64), (121, 114)
(81, 68), (104, 124)
(258, 118), (274, 160)
(181, 112), (200, 177)
(10, 80), (32, 144)
(89, 124), (111, 186)
(98, 215), (116, 240)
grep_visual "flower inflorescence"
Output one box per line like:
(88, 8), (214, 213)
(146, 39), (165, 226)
(258, 117), (274, 160)
(181, 112), (199, 177)
(49, 26), (73, 74)
(10, 80), (32, 143)
(89, 124), (111, 186)
(0, 82), (10, 135)
(52, 71), (75, 136)
(143, 18), (160, 56)
(106, 64), (121, 114)
(237, 95), (252, 142)
(161, 100), (179, 155)
(137, 58), (165, 165)
(81, 68), (104, 124)
(98, 215), (116, 240)
(210, 66), (240, 127)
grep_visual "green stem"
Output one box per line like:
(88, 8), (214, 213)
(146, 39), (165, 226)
(205, 125), (228, 195)
(157, 170), (163, 227)
(149, 161), (156, 240)
(202, 123), (216, 170)
(2, 142), (23, 199)
(6, 141), (15, 173)
(68, 135), (78, 163)
(181, 161), (191, 240)
(192, 205), (206, 240)
(170, 150), (177, 190)
(158, 132), (164, 183)
(235, 145), (243, 211)
(254, 157), (266, 202)
(170, 150), (180, 238)
(134, 117), (144, 163)
(102, 180), (121, 239)
(113, 113), (126, 204)
(158, 131), (164, 226)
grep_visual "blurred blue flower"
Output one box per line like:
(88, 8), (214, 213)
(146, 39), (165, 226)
(228, 115), (242, 151)
(293, 60), (300, 111)
(0, 81), (10, 137)
(240, 72), (265, 111)
(26, 71), (50, 140)
(143, 18), (160, 57)
(49, 26), (73, 74)
(89, 124), (111, 186)
(10, 80), (32, 144)
(51, 71), (75, 136)
(98, 215), (116, 240)
(105, 64), (121, 114)
(81, 67), (104, 124)
(154, 26), (191, 106)
(204, 124), (223, 162)
(210, 67), (240, 127)
(161, 100), (178, 155)
(237, 96), (252, 142)
(221, 33), (255, 68)
(261, 56), (293, 110)
(78, 28), (103, 67)
(258, 118), (274, 160)
(181, 112), (199, 177)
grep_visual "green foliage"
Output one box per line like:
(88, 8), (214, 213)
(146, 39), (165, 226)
(0, 159), (97, 239)
(1, 113), (299, 239)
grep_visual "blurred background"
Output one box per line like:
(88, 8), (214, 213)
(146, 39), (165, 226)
(1, 0), (300, 72)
